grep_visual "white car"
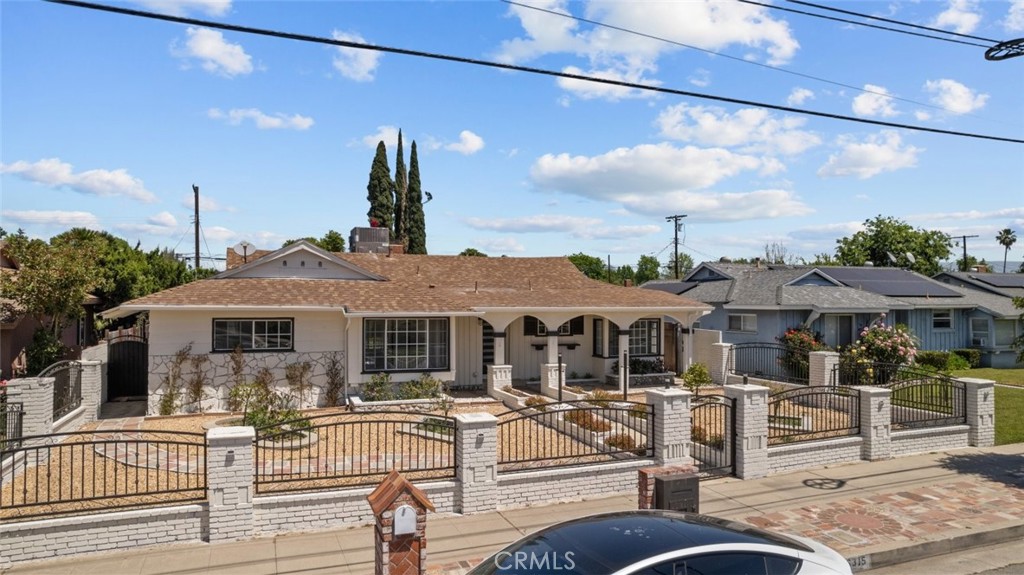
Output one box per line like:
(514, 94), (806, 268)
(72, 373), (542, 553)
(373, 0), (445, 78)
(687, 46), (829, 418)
(467, 510), (853, 575)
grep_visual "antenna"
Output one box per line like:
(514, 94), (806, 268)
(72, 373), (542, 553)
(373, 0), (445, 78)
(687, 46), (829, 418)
(232, 240), (254, 263)
(905, 252), (917, 265)
(886, 251), (898, 266)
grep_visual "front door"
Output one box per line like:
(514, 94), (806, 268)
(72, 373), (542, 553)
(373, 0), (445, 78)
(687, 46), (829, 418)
(823, 315), (855, 349)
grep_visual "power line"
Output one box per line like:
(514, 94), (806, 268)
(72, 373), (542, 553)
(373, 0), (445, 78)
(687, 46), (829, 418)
(43, 0), (1023, 144)
(503, 0), (957, 116)
(784, 0), (999, 44)
(737, 0), (992, 49)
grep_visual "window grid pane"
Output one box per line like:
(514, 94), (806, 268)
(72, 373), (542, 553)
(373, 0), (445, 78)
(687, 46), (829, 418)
(214, 319), (291, 351)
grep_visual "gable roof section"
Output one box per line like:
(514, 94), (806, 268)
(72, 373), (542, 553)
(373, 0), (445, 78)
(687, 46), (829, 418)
(219, 241), (384, 281)
(103, 251), (710, 318)
(934, 271), (1024, 299)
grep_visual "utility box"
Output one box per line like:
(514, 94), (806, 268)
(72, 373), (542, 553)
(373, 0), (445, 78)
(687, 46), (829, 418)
(654, 473), (699, 512)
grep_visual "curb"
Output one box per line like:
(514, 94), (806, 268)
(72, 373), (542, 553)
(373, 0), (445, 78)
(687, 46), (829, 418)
(847, 522), (1024, 572)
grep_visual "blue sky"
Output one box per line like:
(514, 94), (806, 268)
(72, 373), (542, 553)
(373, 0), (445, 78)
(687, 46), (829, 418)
(2, 0), (1023, 272)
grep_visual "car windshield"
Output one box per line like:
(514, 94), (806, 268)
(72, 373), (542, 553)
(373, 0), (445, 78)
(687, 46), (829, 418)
(466, 512), (814, 575)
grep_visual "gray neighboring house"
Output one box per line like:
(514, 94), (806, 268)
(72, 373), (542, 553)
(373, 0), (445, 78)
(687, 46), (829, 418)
(645, 261), (983, 357)
(933, 271), (1023, 368)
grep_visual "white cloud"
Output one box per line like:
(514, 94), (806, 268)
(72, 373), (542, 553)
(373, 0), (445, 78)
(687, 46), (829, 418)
(361, 126), (400, 148)
(789, 221), (864, 241)
(444, 131), (485, 155)
(923, 79), (988, 114)
(817, 131), (922, 179)
(689, 68), (711, 88)
(115, 211), (180, 236)
(475, 237), (526, 254)
(496, 1), (798, 100)
(207, 108), (314, 130)
(915, 110), (932, 121)
(907, 207), (1024, 221)
(1007, 0), (1024, 31)
(932, 0), (982, 34)
(786, 87), (814, 106)
(656, 104), (821, 156)
(332, 31), (381, 82)
(852, 84), (898, 118)
(465, 214), (602, 233)
(132, 0), (230, 17)
(1, 210), (101, 229)
(556, 64), (660, 101)
(1, 158), (158, 203)
(202, 226), (237, 242)
(173, 27), (253, 77)
(181, 193), (235, 212)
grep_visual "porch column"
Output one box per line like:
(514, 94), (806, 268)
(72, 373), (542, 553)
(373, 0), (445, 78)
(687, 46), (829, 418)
(546, 333), (559, 364)
(617, 330), (630, 392)
(492, 332), (506, 365)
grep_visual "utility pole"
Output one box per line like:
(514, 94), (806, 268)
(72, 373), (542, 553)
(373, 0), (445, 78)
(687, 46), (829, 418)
(193, 184), (200, 273)
(949, 233), (979, 271)
(665, 214), (687, 279)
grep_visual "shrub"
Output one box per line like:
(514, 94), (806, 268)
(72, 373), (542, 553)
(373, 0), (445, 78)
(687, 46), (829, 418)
(285, 361), (313, 407)
(26, 328), (66, 375)
(611, 357), (667, 375)
(158, 344), (192, 415)
(691, 425), (723, 448)
(915, 350), (950, 371)
(185, 354), (210, 412)
(563, 409), (612, 432)
(524, 395), (549, 411)
(842, 315), (917, 366)
(604, 432), (641, 453)
(945, 352), (971, 371)
(398, 373), (442, 400)
(362, 372), (395, 402)
(587, 389), (616, 407)
(323, 353), (345, 407)
(951, 348), (981, 368)
(777, 326), (830, 379)
(682, 363), (713, 396)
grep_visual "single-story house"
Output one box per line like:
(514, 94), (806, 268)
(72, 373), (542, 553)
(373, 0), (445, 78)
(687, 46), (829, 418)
(933, 271), (1024, 368)
(644, 261), (981, 354)
(102, 239), (711, 414)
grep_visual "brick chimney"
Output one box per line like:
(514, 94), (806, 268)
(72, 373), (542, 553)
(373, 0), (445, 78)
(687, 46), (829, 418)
(623, 279), (634, 287)
(388, 243), (405, 257)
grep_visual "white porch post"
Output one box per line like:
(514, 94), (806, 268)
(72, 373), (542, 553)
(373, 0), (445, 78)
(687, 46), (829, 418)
(493, 332), (506, 365)
(546, 333), (558, 364)
(617, 329), (630, 392)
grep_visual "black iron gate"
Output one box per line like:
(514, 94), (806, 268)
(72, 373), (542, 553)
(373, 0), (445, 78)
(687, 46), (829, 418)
(691, 394), (735, 478)
(108, 333), (148, 399)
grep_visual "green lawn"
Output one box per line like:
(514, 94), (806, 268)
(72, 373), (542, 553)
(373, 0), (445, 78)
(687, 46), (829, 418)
(950, 368), (1024, 445)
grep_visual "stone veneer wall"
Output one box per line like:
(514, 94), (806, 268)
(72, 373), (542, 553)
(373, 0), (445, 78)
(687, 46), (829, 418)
(147, 350), (346, 415)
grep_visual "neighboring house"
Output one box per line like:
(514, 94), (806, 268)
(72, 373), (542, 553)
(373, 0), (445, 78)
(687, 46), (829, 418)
(102, 239), (710, 414)
(0, 241), (94, 379)
(644, 261), (981, 355)
(934, 271), (1024, 368)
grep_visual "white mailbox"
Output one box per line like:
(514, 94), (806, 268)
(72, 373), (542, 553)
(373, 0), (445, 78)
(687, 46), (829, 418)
(394, 504), (417, 536)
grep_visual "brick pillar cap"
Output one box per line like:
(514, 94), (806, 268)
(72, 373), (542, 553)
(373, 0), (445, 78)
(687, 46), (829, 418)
(367, 470), (435, 515)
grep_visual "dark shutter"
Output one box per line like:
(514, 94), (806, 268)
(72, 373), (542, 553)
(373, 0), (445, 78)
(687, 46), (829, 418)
(524, 315), (538, 336)
(570, 315), (585, 335)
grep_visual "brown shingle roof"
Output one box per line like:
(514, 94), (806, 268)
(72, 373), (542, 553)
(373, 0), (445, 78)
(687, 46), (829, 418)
(113, 251), (708, 315)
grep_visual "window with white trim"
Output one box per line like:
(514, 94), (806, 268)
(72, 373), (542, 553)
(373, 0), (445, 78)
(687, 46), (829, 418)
(727, 314), (757, 333)
(363, 318), (449, 372)
(994, 319), (1016, 347)
(932, 309), (952, 330)
(213, 319), (293, 351)
(608, 319), (661, 357)
(970, 318), (990, 346)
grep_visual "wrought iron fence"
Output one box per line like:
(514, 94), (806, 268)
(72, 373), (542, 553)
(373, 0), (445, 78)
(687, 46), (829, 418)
(729, 343), (810, 385)
(497, 401), (654, 472)
(891, 378), (966, 429)
(831, 362), (927, 387)
(1, 402), (24, 452)
(254, 411), (457, 494)
(0, 430), (206, 521)
(767, 386), (861, 445)
(690, 394), (734, 478)
(38, 361), (83, 421)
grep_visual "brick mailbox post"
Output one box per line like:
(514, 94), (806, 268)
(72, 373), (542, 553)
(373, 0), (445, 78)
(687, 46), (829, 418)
(367, 470), (435, 575)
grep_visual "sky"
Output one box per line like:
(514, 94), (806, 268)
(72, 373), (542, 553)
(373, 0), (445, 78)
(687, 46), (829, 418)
(2, 0), (1023, 273)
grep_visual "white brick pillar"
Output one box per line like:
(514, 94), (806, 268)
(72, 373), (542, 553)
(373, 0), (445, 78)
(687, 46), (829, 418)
(78, 360), (102, 424)
(207, 426), (255, 542)
(493, 332), (507, 365)
(645, 388), (692, 465)
(454, 412), (498, 514)
(486, 365), (512, 397)
(809, 351), (840, 387)
(858, 386), (892, 461)
(6, 377), (54, 440)
(961, 378), (995, 447)
(725, 383), (769, 479)
(540, 363), (565, 399)
(711, 343), (732, 386)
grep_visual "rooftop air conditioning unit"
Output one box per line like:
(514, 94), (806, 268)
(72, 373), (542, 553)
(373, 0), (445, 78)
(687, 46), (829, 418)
(973, 337), (987, 347)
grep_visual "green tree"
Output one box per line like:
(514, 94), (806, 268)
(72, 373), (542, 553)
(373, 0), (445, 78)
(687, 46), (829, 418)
(806, 252), (838, 265)
(393, 129), (408, 245)
(366, 140), (394, 235)
(459, 248), (487, 257)
(568, 252), (607, 281)
(635, 255), (661, 285)
(0, 230), (101, 338)
(661, 252), (694, 278)
(997, 228), (1017, 273)
(617, 264), (635, 285)
(405, 141), (427, 254)
(282, 230), (346, 252)
(835, 215), (951, 276)
(1014, 297), (1024, 363)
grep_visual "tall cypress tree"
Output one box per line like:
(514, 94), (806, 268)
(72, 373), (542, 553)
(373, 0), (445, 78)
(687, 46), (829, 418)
(366, 140), (394, 235)
(393, 129), (408, 245)
(405, 140), (427, 254)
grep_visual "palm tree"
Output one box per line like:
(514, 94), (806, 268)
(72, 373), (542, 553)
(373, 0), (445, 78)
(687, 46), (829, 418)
(996, 228), (1016, 273)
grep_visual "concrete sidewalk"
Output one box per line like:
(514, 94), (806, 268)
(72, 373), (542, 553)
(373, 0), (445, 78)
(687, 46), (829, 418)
(4, 444), (1023, 575)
